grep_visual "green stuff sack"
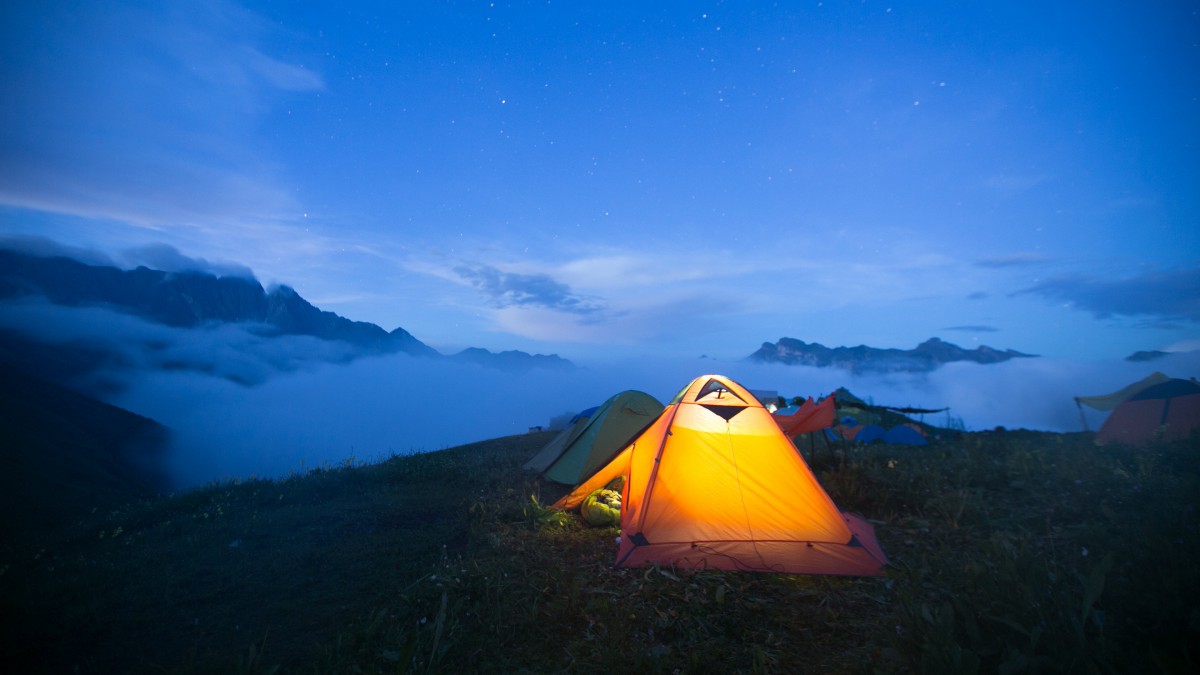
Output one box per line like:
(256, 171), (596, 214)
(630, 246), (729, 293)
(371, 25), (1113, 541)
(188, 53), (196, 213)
(580, 488), (621, 526)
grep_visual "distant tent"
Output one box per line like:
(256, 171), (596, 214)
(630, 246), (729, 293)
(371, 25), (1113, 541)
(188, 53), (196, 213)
(524, 390), (663, 485)
(555, 375), (888, 576)
(772, 396), (835, 437)
(829, 423), (923, 445)
(1093, 378), (1200, 445)
(525, 411), (594, 476)
(855, 425), (887, 443)
(883, 425), (928, 446)
(1075, 372), (1170, 413)
(570, 406), (600, 423)
(838, 421), (863, 441)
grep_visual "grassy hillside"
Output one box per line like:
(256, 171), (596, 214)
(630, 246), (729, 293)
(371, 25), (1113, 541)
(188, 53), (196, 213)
(1, 429), (1197, 673)
(0, 363), (168, 543)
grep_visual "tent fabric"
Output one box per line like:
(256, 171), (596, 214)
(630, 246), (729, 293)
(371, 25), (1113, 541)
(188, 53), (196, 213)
(524, 390), (663, 485)
(523, 413), (594, 475)
(854, 425), (887, 443)
(1096, 378), (1200, 445)
(883, 425), (928, 446)
(570, 406), (600, 424)
(555, 374), (888, 577)
(772, 396), (836, 437)
(1075, 372), (1170, 412)
(838, 423), (862, 441)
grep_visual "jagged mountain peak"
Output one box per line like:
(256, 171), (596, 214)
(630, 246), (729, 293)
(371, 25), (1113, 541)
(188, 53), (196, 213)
(0, 246), (568, 374)
(749, 336), (1036, 373)
(451, 347), (576, 373)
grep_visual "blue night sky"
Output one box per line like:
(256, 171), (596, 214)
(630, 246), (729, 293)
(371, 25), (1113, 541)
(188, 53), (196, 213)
(2, 1), (1198, 363)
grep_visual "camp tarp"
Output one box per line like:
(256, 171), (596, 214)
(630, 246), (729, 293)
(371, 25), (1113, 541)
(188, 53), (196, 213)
(772, 396), (836, 437)
(524, 390), (663, 485)
(881, 405), (950, 415)
(556, 375), (888, 577)
(1096, 378), (1200, 445)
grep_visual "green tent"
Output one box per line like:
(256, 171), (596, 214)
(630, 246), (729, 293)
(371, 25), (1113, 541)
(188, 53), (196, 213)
(1075, 371), (1170, 412)
(524, 390), (664, 485)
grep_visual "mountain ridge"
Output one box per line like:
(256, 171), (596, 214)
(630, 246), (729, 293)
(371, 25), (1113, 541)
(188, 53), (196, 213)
(748, 336), (1036, 373)
(0, 248), (573, 374)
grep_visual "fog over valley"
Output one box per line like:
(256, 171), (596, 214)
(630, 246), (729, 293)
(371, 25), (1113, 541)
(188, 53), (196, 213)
(4, 294), (1197, 489)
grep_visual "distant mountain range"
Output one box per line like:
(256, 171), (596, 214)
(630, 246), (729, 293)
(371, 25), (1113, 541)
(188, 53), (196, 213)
(748, 337), (1036, 373)
(1126, 350), (1168, 362)
(0, 248), (574, 378)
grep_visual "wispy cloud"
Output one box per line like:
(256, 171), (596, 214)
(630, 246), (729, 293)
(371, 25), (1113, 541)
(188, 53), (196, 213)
(0, 0), (322, 229)
(1020, 267), (1200, 321)
(414, 238), (986, 350)
(119, 243), (256, 279)
(454, 263), (603, 314)
(485, 289), (746, 347)
(0, 235), (115, 267)
(982, 174), (1053, 193)
(557, 252), (741, 290)
(943, 325), (1000, 333)
(975, 253), (1053, 268)
(232, 45), (324, 93)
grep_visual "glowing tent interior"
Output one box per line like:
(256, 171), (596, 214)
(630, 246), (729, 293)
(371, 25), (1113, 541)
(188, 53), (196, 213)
(555, 374), (888, 576)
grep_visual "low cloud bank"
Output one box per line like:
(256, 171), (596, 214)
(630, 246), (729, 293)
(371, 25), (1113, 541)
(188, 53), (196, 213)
(0, 298), (359, 392)
(114, 349), (1200, 489)
(715, 354), (1200, 433)
(5, 298), (1197, 489)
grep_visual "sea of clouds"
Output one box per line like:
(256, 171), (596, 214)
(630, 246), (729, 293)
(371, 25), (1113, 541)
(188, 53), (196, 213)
(4, 298), (1198, 489)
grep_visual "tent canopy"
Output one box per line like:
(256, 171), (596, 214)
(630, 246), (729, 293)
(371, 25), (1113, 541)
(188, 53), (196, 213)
(1096, 377), (1200, 445)
(884, 424), (928, 446)
(1075, 372), (1170, 412)
(556, 374), (888, 576)
(524, 390), (663, 485)
(772, 395), (835, 437)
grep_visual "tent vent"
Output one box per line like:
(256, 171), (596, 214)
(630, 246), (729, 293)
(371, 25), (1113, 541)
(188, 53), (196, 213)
(696, 378), (747, 403)
(700, 404), (745, 421)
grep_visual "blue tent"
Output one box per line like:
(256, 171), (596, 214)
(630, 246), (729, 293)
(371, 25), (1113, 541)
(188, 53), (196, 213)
(570, 406), (600, 424)
(855, 425), (887, 443)
(884, 425), (928, 446)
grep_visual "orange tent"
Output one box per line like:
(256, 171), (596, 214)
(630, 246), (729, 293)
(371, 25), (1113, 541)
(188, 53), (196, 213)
(556, 375), (888, 576)
(1095, 378), (1200, 445)
(772, 395), (836, 437)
